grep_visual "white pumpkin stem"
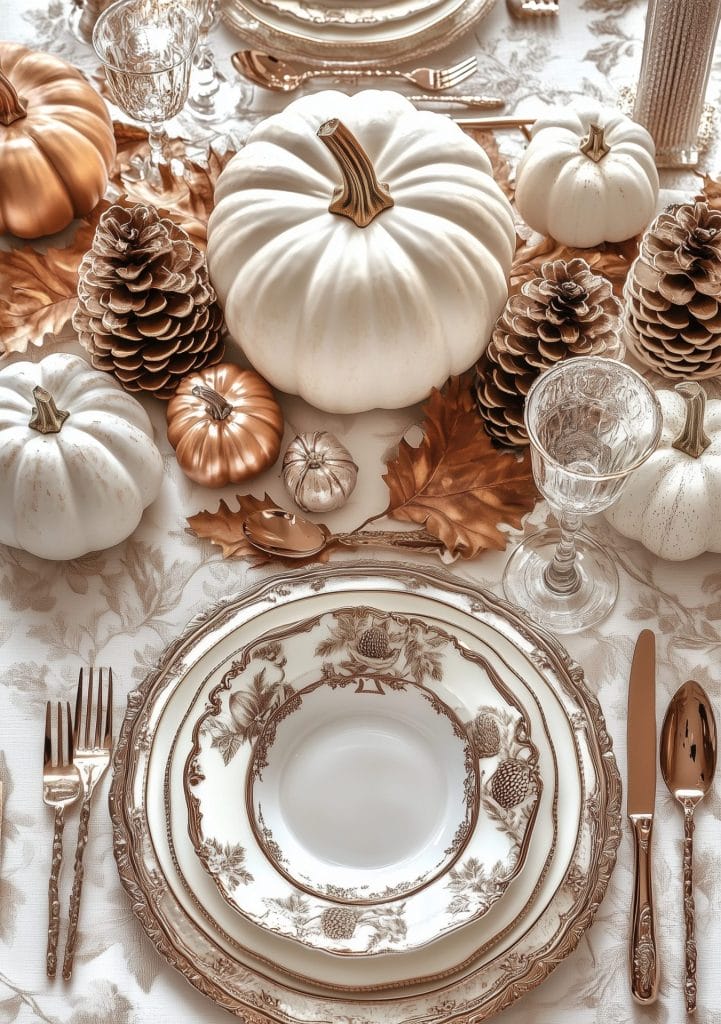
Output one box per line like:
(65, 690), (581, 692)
(29, 386), (69, 434)
(317, 119), (394, 228)
(0, 65), (27, 126)
(672, 381), (711, 458)
(192, 384), (233, 421)
(579, 123), (610, 163)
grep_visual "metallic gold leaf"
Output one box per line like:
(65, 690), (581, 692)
(383, 372), (539, 558)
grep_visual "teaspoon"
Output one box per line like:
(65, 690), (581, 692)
(660, 680), (717, 1014)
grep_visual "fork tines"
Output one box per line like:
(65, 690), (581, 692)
(74, 668), (113, 750)
(44, 700), (74, 769)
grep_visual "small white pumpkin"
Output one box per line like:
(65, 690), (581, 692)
(515, 105), (659, 248)
(207, 89), (516, 414)
(604, 382), (721, 561)
(0, 353), (163, 560)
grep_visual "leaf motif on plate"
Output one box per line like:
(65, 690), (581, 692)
(228, 669), (295, 746)
(445, 856), (508, 918)
(199, 837), (254, 889)
(384, 372), (539, 558)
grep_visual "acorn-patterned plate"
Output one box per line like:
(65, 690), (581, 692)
(184, 608), (544, 956)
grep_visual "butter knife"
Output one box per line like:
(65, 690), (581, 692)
(627, 629), (659, 1004)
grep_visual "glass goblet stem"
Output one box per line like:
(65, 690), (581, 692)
(543, 511), (582, 596)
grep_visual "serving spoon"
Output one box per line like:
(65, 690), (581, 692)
(660, 680), (717, 1013)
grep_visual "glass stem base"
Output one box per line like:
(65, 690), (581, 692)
(503, 528), (619, 634)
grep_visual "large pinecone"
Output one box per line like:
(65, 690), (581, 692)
(474, 258), (623, 447)
(73, 203), (224, 400)
(626, 201), (721, 380)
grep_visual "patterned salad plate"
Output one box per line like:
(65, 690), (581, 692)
(111, 562), (621, 1022)
(221, 0), (496, 66)
(183, 609), (543, 956)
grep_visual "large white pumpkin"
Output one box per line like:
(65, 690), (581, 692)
(0, 353), (163, 560)
(515, 105), (659, 248)
(207, 90), (516, 414)
(604, 382), (721, 561)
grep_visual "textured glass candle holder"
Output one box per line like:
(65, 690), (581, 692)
(633, 0), (721, 168)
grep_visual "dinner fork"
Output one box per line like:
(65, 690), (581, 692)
(231, 50), (478, 92)
(61, 668), (113, 981)
(43, 701), (81, 979)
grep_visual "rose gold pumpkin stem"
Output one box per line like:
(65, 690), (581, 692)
(579, 123), (610, 162)
(0, 66), (26, 126)
(191, 384), (233, 421)
(317, 118), (394, 228)
(29, 387), (69, 434)
(672, 381), (711, 458)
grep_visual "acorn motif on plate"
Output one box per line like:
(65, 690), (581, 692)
(354, 626), (399, 671)
(489, 758), (533, 809)
(320, 906), (358, 941)
(469, 712), (502, 758)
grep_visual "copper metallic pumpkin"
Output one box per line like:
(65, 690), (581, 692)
(166, 363), (284, 487)
(0, 42), (116, 239)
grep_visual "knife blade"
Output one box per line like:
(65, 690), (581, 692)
(627, 628), (659, 1004)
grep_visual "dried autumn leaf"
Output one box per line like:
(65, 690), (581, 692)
(0, 201), (109, 358)
(384, 372), (539, 558)
(187, 493), (334, 567)
(510, 232), (639, 300)
(697, 171), (721, 211)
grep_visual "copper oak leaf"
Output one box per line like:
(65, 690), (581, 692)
(383, 373), (539, 558)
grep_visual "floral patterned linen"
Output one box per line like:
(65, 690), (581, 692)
(0, 0), (720, 1021)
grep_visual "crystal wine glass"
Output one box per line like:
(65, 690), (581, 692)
(503, 357), (662, 634)
(93, 0), (198, 188)
(184, 0), (238, 123)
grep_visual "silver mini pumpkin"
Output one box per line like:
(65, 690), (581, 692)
(282, 431), (358, 513)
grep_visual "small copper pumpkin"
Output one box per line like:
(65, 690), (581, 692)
(0, 42), (116, 239)
(166, 363), (284, 487)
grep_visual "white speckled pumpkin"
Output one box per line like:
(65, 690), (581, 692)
(0, 353), (163, 560)
(206, 90), (516, 414)
(514, 105), (659, 248)
(604, 382), (721, 560)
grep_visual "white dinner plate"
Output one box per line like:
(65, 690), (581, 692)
(251, 0), (448, 30)
(183, 609), (544, 957)
(111, 562), (620, 1022)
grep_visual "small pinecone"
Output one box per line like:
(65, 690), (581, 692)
(474, 258), (623, 447)
(626, 201), (721, 380)
(73, 203), (225, 400)
(358, 627), (390, 660)
(321, 906), (358, 941)
(470, 713), (501, 758)
(490, 759), (532, 809)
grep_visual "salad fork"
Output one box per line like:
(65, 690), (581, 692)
(43, 701), (81, 979)
(231, 50), (478, 92)
(62, 668), (113, 981)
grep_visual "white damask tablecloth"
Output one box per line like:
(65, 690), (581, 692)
(0, 1), (720, 1022)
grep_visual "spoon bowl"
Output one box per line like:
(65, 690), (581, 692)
(243, 508), (327, 559)
(659, 680), (717, 1013)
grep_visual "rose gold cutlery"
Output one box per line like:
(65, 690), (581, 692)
(231, 49), (478, 92)
(62, 667), (113, 980)
(403, 94), (505, 109)
(43, 701), (81, 979)
(627, 629), (659, 1004)
(507, 0), (559, 16)
(660, 681), (717, 1014)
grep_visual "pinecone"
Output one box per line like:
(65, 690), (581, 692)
(73, 203), (225, 400)
(357, 627), (390, 660)
(474, 258), (623, 447)
(469, 713), (501, 758)
(320, 906), (358, 940)
(626, 201), (721, 380)
(489, 759), (533, 809)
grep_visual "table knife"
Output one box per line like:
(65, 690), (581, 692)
(627, 628), (659, 1004)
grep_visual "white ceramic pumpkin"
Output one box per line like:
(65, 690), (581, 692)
(604, 382), (721, 561)
(0, 353), (163, 560)
(207, 90), (516, 414)
(515, 105), (659, 248)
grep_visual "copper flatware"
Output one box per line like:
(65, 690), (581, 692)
(43, 701), (81, 978)
(627, 629), (659, 1004)
(660, 681), (717, 1014)
(231, 49), (478, 92)
(62, 668), (113, 980)
(507, 0), (559, 16)
(405, 94), (505, 109)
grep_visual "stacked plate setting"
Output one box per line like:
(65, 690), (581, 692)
(111, 562), (621, 1023)
(221, 0), (497, 65)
